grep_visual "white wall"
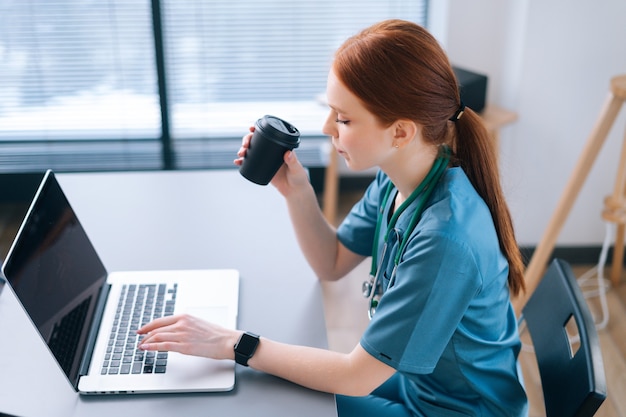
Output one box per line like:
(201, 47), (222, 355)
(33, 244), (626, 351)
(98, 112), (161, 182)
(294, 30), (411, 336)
(442, 0), (626, 247)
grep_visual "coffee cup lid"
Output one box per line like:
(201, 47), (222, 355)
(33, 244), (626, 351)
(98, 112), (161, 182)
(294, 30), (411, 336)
(256, 115), (301, 148)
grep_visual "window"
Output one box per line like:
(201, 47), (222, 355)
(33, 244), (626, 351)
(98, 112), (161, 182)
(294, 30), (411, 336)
(0, 0), (162, 171)
(0, 0), (428, 172)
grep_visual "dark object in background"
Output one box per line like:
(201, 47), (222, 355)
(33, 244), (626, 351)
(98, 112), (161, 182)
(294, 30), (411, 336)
(453, 66), (488, 113)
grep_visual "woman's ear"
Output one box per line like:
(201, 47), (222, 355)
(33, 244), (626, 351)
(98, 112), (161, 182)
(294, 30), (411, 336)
(392, 120), (419, 148)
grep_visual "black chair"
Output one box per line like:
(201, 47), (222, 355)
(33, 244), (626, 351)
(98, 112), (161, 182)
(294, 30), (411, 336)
(521, 258), (607, 417)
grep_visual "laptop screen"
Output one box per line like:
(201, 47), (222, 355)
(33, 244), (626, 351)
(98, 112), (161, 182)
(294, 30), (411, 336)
(2, 170), (107, 384)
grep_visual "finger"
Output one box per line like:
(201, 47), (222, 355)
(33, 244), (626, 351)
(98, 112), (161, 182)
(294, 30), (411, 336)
(140, 339), (200, 357)
(241, 131), (253, 146)
(284, 150), (301, 167)
(139, 328), (196, 354)
(137, 315), (181, 334)
(138, 339), (179, 352)
(139, 327), (172, 342)
(138, 326), (181, 347)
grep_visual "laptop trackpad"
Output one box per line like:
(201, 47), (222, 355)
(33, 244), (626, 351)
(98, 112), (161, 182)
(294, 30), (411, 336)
(185, 306), (232, 329)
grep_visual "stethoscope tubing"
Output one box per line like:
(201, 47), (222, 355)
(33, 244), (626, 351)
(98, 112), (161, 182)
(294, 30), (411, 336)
(363, 146), (451, 319)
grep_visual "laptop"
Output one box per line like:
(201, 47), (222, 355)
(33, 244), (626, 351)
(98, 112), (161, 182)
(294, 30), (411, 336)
(1, 170), (239, 395)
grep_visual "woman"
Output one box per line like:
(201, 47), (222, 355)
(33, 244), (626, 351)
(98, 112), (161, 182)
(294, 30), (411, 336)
(138, 19), (528, 416)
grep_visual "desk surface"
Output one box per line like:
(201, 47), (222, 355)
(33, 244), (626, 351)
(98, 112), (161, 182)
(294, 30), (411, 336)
(0, 170), (336, 417)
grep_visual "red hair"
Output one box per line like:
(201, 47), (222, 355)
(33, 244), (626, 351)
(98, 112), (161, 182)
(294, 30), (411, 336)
(333, 19), (525, 296)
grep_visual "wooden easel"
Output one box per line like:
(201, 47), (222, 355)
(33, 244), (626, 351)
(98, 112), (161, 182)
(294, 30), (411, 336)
(513, 74), (626, 315)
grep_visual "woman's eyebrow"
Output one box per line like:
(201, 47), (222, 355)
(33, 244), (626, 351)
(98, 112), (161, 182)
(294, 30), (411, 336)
(328, 103), (348, 114)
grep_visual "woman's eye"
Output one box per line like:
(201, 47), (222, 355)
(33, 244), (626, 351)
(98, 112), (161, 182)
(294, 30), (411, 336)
(335, 119), (350, 125)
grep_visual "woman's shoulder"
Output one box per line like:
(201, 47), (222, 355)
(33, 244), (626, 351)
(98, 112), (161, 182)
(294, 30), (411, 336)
(426, 167), (496, 238)
(439, 167), (485, 206)
(442, 166), (473, 190)
(373, 169), (391, 188)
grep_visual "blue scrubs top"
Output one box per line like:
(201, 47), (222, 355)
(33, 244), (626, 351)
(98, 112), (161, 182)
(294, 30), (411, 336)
(337, 168), (528, 417)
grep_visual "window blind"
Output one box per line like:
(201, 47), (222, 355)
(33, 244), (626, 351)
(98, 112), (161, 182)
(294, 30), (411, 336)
(161, 0), (429, 168)
(0, 0), (161, 172)
(0, 0), (428, 173)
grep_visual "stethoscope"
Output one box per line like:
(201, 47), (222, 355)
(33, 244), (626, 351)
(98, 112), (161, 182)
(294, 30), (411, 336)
(362, 146), (451, 319)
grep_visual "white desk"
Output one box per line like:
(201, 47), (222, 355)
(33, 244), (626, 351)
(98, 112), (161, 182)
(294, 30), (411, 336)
(0, 170), (336, 417)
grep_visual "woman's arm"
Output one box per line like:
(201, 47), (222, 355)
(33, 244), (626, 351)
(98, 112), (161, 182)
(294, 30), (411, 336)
(137, 314), (395, 396)
(250, 336), (395, 396)
(235, 130), (365, 281)
(278, 159), (365, 281)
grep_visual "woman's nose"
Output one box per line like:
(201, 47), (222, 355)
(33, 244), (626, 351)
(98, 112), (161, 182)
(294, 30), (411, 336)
(322, 112), (337, 138)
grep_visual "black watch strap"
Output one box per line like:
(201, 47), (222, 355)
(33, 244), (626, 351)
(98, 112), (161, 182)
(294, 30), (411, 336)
(234, 332), (260, 366)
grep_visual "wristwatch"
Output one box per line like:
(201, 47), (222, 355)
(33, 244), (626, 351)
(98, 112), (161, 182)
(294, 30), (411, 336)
(234, 331), (260, 366)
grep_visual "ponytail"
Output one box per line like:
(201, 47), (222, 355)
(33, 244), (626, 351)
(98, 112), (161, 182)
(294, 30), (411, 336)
(453, 109), (525, 296)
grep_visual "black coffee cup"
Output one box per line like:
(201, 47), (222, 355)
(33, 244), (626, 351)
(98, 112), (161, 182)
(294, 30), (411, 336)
(239, 115), (301, 185)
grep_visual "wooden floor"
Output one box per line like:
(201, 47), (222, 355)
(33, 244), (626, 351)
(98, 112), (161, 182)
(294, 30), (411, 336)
(1, 191), (625, 416)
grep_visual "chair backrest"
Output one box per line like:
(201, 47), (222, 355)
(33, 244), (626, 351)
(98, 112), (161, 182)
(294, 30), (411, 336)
(522, 258), (607, 417)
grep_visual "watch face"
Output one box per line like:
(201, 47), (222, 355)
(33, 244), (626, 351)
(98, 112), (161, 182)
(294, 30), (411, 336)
(237, 333), (259, 354)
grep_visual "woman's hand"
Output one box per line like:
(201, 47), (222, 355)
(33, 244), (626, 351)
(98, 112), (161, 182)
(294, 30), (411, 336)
(234, 126), (311, 197)
(233, 126), (255, 168)
(137, 314), (240, 360)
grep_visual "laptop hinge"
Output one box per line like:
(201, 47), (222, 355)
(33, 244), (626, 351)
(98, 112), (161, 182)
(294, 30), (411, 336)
(78, 283), (111, 379)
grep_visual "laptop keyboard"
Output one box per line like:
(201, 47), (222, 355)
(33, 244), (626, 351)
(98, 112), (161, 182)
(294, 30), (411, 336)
(49, 296), (92, 376)
(101, 283), (177, 375)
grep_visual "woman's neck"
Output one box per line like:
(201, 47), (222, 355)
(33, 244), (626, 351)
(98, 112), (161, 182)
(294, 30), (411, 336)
(383, 143), (439, 206)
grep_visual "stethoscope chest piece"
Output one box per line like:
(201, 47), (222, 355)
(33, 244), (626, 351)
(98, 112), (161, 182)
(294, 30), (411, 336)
(363, 273), (382, 320)
(362, 277), (374, 298)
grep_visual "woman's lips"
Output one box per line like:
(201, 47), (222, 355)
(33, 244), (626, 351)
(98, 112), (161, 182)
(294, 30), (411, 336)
(332, 141), (347, 157)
